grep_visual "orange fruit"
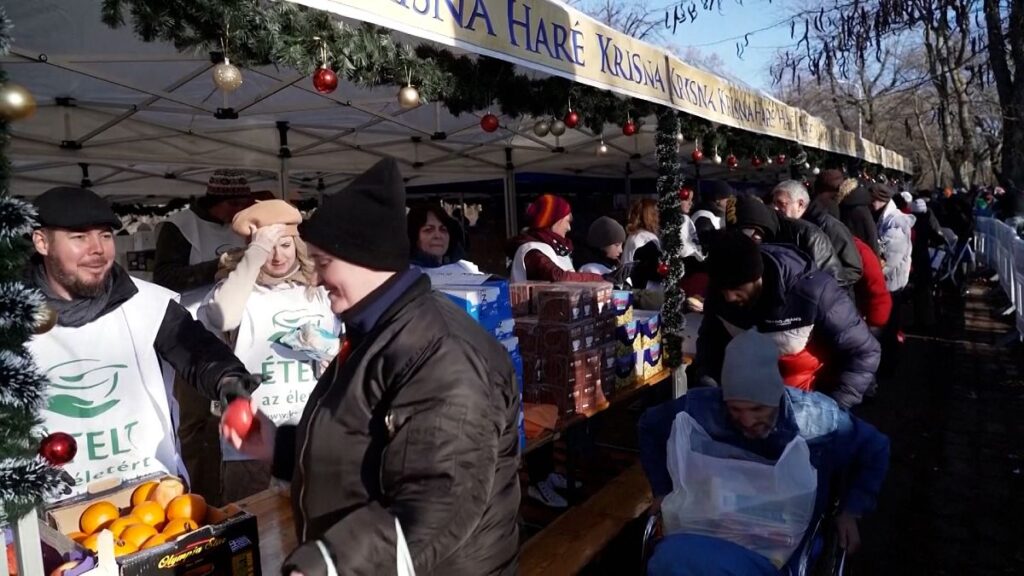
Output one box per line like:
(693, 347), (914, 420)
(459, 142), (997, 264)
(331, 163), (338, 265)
(79, 501), (119, 535)
(152, 478), (186, 509)
(106, 516), (141, 538)
(130, 481), (158, 506)
(65, 531), (88, 543)
(166, 494), (207, 524)
(161, 518), (198, 538)
(141, 532), (171, 549)
(80, 533), (100, 553)
(131, 501), (166, 528)
(120, 524), (157, 549)
(112, 538), (138, 558)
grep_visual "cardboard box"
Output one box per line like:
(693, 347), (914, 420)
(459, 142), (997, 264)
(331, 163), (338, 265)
(46, 475), (261, 575)
(523, 382), (602, 419)
(438, 285), (504, 332)
(615, 320), (642, 356)
(532, 286), (585, 323)
(510, 282), (547, 316)
(635, 311), (661, 341)
(641, 342), (664, 381)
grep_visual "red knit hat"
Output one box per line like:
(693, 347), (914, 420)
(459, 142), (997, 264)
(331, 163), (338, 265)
(526, 194), (571, 229)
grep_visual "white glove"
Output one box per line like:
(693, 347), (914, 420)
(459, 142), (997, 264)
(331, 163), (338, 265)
(251, 223), (288, 253)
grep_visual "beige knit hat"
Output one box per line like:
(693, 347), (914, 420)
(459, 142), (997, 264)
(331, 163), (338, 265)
(231, 199), (302, 238)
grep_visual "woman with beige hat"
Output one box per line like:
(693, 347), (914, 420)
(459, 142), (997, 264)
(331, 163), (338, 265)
(199, 199), (341, 503)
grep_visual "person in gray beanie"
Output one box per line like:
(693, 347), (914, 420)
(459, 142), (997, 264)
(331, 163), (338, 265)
(579, 216), (627, 275)
(227, 158), (522, 576)
(638, 328), (891, 570)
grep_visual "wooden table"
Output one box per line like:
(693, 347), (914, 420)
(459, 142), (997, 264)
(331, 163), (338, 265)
(235, 486), (295, 573)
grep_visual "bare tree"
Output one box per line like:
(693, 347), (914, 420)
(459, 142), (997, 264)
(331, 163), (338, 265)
(567, 0), (663, 41)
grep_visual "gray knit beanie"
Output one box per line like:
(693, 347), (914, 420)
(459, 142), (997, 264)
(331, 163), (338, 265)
(587, 216), (626, 249)
(721, 329), (785, 407)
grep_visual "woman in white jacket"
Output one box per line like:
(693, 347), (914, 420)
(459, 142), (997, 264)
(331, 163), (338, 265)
(623, 198), (661, 265)
(869, 184), (915, 292)
(200, 200), (340, 503)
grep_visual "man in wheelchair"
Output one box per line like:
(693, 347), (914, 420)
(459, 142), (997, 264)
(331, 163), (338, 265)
(638, 330), (890, 575)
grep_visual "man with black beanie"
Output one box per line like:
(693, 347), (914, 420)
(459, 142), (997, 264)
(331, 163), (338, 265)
(225, 158), (521, 576)
(692, 180), (735, 244)
(695, 231), (880, 410)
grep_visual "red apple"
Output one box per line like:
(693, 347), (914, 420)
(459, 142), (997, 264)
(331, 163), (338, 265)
(223, 399), (257, 439)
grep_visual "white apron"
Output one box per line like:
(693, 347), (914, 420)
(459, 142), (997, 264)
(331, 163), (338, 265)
(208, 284), (339, 461)
(27, 279), (185, 500)
(622, 230), (661, 265)
(167, 209), (245, 315)
(691, 210), (723, 231)
(510, 242), (575, 282)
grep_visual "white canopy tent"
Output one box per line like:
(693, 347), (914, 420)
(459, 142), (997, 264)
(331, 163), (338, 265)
(4, 0), (812, 216)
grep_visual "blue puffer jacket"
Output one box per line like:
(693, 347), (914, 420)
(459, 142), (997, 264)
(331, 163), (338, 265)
(638, 387), (890, 575)
(696, 244), (881, 409)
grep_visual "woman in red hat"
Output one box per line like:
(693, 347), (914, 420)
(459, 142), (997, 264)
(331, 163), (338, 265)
(507, 194), (604, 283)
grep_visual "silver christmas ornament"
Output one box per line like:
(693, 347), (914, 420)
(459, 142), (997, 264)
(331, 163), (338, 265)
(713, 154), (723, 165)
(550, 119), (567, 136)
(212, 60), (243, 92)
(398, 85), (420, 109)
(533, 119), (551, 137)
(812, 167), (821, 175)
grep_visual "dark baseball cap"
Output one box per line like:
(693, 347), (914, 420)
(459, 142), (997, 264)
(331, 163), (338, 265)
(33, 187), (122, 230)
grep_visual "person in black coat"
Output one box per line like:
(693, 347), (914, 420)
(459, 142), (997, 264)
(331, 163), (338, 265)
(733, 194), (844, 282)
(227, 159), (521, 576)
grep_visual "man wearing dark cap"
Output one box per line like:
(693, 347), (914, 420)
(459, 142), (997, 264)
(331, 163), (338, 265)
(225, 159), (521, 575)
(639, 329), (889, 573)
(153, 169), (254, 504)
(695, 231), (880, 409)
(692, 180), (734, 243)
(26, 187), (259, 501)
(733, 194), (846, 285)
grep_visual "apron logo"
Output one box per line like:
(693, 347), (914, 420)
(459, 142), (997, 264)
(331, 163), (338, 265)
(45, 359), (128, 419)
(267, 309), (322, 343)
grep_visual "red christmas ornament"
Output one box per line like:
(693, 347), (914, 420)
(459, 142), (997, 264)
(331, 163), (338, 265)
(726, 154), (739, 169)
(691, 149), (704, 163)
(480, 113), (500, 133)
(622, 120), (637, 136)
(223, 399), (258, 439)
(776, 153), (787, 165)
(564, 110), (580, 129)
(657, 262), (670, 278)
(39, 432), (77, 466)
(678, 187), (694, 202)
(751, 156), (764, 168)
(312, 66), (339, 94)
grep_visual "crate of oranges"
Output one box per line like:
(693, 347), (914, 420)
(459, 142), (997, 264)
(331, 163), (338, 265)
(45, 474), (260, 575)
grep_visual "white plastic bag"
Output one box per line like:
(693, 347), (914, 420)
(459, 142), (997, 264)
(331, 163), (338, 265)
(661, 411), (817, 568)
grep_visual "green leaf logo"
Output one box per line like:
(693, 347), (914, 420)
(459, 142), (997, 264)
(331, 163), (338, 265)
(44, 359), (127, 419)
(269, 310), (322, 343)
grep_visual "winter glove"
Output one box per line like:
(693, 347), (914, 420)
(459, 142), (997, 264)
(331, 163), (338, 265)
(281, 540), (333, 576)
(250, 223), (288, 253)
(216, 373), (264, 409)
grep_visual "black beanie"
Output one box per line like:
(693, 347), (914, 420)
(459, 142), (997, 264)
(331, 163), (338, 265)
(707, 231), (765, 289)
(734, 195), (779, 237)
(299, 158), (410, 271)
(701, 180), (736, 203)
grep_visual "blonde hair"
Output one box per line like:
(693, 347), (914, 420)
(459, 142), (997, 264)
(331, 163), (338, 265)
(216, 236), (319, 300)
(626, 198), (660, 235)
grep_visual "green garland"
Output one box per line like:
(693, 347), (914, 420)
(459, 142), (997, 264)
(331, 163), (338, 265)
(100, 0), (893, 173)
(655, 107), (685, 370)
(0, 6), (65, 523)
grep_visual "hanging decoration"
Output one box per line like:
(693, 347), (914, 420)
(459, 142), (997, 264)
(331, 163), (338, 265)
(654, 108), (685, 370)
(480, 113), (500, 133)
(564, 99), (580, 129)
(39, 432), (77, 467)
(549, 118), (567, 136)
(726, 154), (739, 169)
(533, 119), (551, 137)
(766, 156), (774, 165)
(212, 57), (243, 92)
(398, 84), (420, 109)
(622, 115), (638, 136)
(691, 148), (704, 164)
(776, 153), (787, 165)
(712, 150), (723, 165)
(678, 186), (694, 202)
(310, 36), (338, 94)
(813, 166), (822, 175)
(0, 82), (36, 121)
(597, 138), (608, 155)
(752, 156), (764, 169)
(657, 262), (670, 278)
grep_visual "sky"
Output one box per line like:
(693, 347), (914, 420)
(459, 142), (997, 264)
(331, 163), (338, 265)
(592, 0), (802, 93)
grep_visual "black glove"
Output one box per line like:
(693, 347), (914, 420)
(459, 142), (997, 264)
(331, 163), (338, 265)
(216, 373), (264, 409)
(281, 540), (332, 576)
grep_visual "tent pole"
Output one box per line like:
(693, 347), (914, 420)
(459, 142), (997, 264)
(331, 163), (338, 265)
(625, 161), (633, 206)
(279, 157), (290, 200)
(503, 147), (517, 239)
(277, 121), (291, 200)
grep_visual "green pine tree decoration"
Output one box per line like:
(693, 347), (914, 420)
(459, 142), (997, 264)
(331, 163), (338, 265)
(0, 6), (66, 525)
(655, 108), (685, 370)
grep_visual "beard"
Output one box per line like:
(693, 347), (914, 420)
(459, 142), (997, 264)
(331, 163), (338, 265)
(46, 253), (111, 299)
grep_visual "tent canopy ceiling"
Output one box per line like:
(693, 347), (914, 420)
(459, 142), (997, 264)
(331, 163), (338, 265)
(5, 0), (824, 202)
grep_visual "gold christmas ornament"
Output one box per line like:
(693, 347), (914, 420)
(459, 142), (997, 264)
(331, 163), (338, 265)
(212, 59), (243, 93)
(34, 303), (58, 334)
(397, 85), (420, 109)
(0, 83), (37, 121)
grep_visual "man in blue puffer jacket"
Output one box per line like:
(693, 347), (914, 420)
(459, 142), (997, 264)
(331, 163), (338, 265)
(640, 330), (890, 575)
(696, 231), (880, 409)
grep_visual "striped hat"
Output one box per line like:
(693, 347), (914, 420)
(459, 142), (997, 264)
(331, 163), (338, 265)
(206, 169), (251, 197)
(526, 194), (571, 229)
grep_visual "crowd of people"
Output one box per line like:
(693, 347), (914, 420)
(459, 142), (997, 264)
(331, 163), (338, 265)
(26, 156), (990, 575)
